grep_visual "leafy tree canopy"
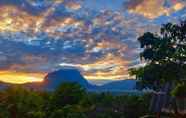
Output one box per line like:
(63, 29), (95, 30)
(51, 83), (86, 108)
(130, 20), (186, 90)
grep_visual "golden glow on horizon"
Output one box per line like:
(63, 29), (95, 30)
(84, 75), (130, 80)
(0, 71), (45, 84)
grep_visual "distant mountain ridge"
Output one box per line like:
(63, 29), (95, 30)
(43, 68), (96, 90)
(0, 68), (136, 91)
(43, 68), (136, 91)
(98, 79), (136, 91)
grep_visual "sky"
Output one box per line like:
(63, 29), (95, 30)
(0, 0), (185, 84)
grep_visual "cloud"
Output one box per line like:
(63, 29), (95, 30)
(0, 5), (43, 32)
(60, 53), (130, 80)
(0, 5), (158, 80)
(0, 0), (51, 15)
(124, 0), (186, 19)
(0, 0), (185, 82)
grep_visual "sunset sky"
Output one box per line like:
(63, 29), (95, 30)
(0, 0), (186, 84)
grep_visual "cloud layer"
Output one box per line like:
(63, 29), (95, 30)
(0, 0), (185, 82)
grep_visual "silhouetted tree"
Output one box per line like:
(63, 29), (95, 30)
(51, 83), (86, 108)
(1, 86), (45, 118)
(130, 20), (186, 90)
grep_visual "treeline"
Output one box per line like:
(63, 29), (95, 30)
(0, 83), (152, 118)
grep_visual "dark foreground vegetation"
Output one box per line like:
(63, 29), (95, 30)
(130, 19), (186, 118)
(0, 83), (152, 118)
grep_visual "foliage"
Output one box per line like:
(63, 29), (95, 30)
(49, 105), (87, 118)
(0, 83), (152, 118)
(171, 82), (186, 97)
(0, 86), (45, 118)
(130, 20), (186, 90)
(51, 83), (86, 108)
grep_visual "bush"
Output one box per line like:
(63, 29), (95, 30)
(51, 83), (86, 108)
(49, 105), (87, 118)
(171, 83), (186, 97)
(0, 86), (45, 118)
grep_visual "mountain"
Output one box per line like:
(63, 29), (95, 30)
(0, 68), (136, 92)
(98, 79), (136, 91)
(43, 68), (94, 90)
(43, 68), (136, 91)
(0, 81), (9, 90)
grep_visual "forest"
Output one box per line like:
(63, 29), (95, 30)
(0, 83), (151, 118)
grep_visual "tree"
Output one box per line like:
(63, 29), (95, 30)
(130, 20), (186, 90)
(49, 105), (87, 118)
(1, 86), (45, 118)
(51, 83), (86, 108)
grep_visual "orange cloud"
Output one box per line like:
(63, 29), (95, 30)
(65, 1), (81, 10)
(173, 2), (185, 11)
(44, 17), (83, 36)
(83, 53), (130, 80)
(0, 5), (44, 33)
(87, 38), (128, 57)
(127, 0), (185, 19)
(0, 4), (82, 35)
(60, 53), (130, 80)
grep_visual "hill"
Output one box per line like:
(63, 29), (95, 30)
(43, 68), (95, 90)
(0, 68), (136, 92)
